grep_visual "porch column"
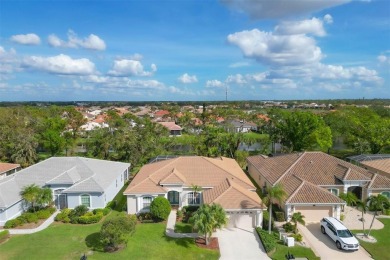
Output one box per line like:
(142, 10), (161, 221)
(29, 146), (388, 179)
(334, 205), (341, 220)
(255, 210), (262, 227)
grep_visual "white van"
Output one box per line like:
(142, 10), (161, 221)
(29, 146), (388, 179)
(320, 217), (359, 250)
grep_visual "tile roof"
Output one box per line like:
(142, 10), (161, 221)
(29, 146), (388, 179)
(368, 174), (390, 189)
(158, 121), (183, 131)
(0, 157), (129, 208)
(361, 158), (390, 175)
(124, 156), (262, 210)
(203, 178), (264, 210)
(0, 163), (20, 174)
(286, 181), (345, 204)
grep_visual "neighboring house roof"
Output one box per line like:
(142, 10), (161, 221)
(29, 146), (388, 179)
(154, 110), (170, 117)
(158, 122), (182, 131)
(247, 152), (390, 205)
(124, 156), (261, 210)
(226, 120), (257, 128)
(0, 157), (129, 208)
(361, 158), (390, 175)
(0, 163), (20, 174)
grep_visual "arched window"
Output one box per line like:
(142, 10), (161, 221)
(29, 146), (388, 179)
(381, 191), (390, 199)
(143, 196), (152, 209)
(80, 194), (91, 208)
(188, 192), (200, 205)
(328, 188), (339, 196)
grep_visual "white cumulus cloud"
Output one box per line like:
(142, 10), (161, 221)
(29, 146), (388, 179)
(227, 28), (323, 67)
(275, 17), (326, 37)
(48, 30), (106, 51)
(10, 33), (41, 45)
(221, 0), (348, 19)
(108, 59), (156, 76)
(22, 54), (95, 75)
(323, 14), (333, 24)
(206, 79), (225, 88)
(178, 73), (198, 84)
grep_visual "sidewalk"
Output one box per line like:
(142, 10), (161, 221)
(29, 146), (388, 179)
(0, 210), (59, 235)
(165, 210), (198, 238)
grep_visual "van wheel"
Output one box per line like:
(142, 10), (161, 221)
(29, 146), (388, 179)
(336, 241), (342, 250)
(321, 226), (325, 234)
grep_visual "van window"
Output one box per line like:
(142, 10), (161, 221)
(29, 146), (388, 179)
(337, 229), (353, 238)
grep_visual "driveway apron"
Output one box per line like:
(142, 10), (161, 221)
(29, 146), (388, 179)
(215, 227), (270, 260)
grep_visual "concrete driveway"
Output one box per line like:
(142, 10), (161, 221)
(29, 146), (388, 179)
(298, 223), (372, 260)
(215, 227), (270, 260)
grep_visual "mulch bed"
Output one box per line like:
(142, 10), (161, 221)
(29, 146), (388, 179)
(195, 237), (219, 251)
(12, 219), (46, 229)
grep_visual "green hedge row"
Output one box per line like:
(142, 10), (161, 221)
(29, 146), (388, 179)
(55, 206), (110, 224)
(256, 227), (277, 253)
(4, 207), (56, 229)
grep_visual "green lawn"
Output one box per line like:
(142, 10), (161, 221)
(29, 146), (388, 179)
(174, 222), (193, 233)
(352, 218), (390, 260)
(270, 242), (320, 260)
(0, 215), (219, 260)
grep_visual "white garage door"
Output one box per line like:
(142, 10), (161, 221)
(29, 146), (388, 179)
(295, 206), (332, 223)
(227, 211), (255, 229)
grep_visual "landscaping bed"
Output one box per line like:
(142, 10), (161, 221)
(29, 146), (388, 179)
(195, 237), (219, 251)
(3, 207), (56, 229)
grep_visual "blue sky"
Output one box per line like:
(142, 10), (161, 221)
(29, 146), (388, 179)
(0, 0), (389, 101)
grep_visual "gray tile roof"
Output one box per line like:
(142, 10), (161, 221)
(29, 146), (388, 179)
(0, 157), (129, 208)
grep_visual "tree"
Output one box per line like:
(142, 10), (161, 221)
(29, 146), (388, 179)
(367, 195), (389, 237)
(356, 199), (369, 236)
(264, 183), (287, 234)
(339, 192), (358, 206)
(268, 110), (332, 152)
(190, 203), (227, 245)
(20, 184), (41, 211)
(100, 214), (137, 251)
(291, 212), (305, 233)
(150, 197), (171, 221)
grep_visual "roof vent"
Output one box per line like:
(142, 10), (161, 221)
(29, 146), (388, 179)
(310, 160), (313, 164)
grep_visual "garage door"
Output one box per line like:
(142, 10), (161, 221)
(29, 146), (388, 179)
(227, 211), (255, 229)
(294, 206), (332, 223)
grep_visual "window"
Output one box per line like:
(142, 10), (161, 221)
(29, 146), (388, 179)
(328, 188), (339, 196)
(381, 191), (390, 199)
(81, 194), (91, 208)
(188, 192), (200, 205)
(143, 196), (152, 209)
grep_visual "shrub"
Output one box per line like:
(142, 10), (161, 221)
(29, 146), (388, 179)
(16, 215), (27, 224)
(274, 211), (285, 222)
(282, 222), (295, 233)
(72, 205), (89, 216)
(106, 200), (117, 210)
(78, 212), (103, 224)
(290, 233), (303, 242)
(150, 197), (171, 221)
(37, 210), (51, 219)
(137, 212), (153, 223)
(55, 208), (72, 222)
(100, 214), (137, 251)
(93, 208), (110, 216)
(0, 230), (9, 243)
(176, 210), (183, 219)
(256, 227), (277, 253)
(340, 214), (345, 221)
(384, 209), (390, 216)
(47, 207), (56, 214)
(4, 219), (21, 229)
(24, 212), (39, 223)
(262, 211), (274, 231)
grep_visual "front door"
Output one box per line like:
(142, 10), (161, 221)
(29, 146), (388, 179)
(54, 189), (68, 209)
(168, 191), (180, 205)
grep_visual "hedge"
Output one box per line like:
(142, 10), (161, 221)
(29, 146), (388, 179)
(256, 227), (277, 253)
(262, 210), (275, 231)
(55, 208), (107, 224)
(4, 207), (55, 229)
(274, 211), (285, 222)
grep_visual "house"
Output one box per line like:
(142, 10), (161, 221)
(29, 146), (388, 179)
(247, 152), (390, 223)
(0, 157), (130, 226)
(224, 120), (257, 133)
(0, 163), (21, 180)
(347, 154), (390, 178)
(158, 122), (182, 136)
(124, 156), (265, 229)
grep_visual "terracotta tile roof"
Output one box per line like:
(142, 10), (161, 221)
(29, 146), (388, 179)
(287, 181), (345, 204)
(159, 168), (186, 185)
(125, 156), (256, 194)
(361, 158), (390, 174)
(0, 163), (20, 174)
(335, 164), (371, 181)
(368, 174), (390, 190)
(126, 177), (167, 194)
(154, 110), (170, 117)
(158, 122), (182, 131)
(203, 178), (264, 209)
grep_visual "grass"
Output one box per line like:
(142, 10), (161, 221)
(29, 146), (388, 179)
(174, 222), (193, 233)
(0, 214), (219, 260)
(352, 218), (390, 260)
(270, 242), (320, 260)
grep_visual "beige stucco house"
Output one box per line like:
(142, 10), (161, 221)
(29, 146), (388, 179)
(247, 152), (390, 223)
(124, 156), (265, 229)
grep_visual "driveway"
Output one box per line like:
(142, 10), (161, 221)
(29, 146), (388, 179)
(298, 223), (373, 260)
(215, 227), (270, 260)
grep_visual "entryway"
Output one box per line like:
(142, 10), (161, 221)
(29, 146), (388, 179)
(167, 191), (179, 205)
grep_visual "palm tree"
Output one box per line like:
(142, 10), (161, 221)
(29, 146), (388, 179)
(265, 183), (287, 234)
(291, 212), (305, 233)
(356, 199), (369, 236)
(20, 184), (41, 211)
(190, 203), (227, 245)
(339, 192), (358, 207)
(37, 188), (53, 207)
(367, 194), (389, 237)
